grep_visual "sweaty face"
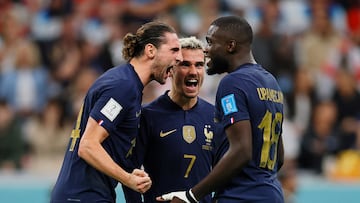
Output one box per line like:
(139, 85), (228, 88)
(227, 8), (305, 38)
(205, 25), (229, 75)
(152, 32), (182, 85)
(171, 48), (205, 99)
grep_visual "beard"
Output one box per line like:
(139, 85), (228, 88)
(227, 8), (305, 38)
(206, 66), (218, 75)
(206, 56), (229, 75)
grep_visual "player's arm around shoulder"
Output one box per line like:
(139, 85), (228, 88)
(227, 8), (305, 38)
(78, 117), (152, 193)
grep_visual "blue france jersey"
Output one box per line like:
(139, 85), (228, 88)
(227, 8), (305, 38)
(51, 64), (143, 202)
(133, 92), (225, 203)
(214, 63), (284, 201)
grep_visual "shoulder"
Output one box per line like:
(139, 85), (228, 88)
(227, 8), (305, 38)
(101, 65), (133, 83)
(197, 97), (215, 108)
(194, 98), (215, 117)
(141, 95), (164, 114)
(97, 66), (140, 94)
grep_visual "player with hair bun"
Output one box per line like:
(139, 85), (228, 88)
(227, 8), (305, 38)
(50, 21), (182, 203)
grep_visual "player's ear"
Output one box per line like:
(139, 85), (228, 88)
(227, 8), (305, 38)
(228, 40), (237, 53)
(145, 43), (156, 59)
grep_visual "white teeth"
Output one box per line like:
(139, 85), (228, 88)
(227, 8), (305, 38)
(166, 66), (172, 74)
(185, 79), (198, 86)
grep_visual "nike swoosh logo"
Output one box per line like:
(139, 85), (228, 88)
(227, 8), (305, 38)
(160, 129), (177, 137)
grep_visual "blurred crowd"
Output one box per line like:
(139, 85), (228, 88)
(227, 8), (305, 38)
(0, 0), (360, 201)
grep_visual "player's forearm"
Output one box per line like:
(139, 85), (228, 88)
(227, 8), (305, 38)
(78, 139), (130, 185)
(192, 121), (252, 200)
(192, 147), (251, 200)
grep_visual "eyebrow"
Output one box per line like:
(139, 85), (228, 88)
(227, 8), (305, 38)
(171, 47), (180, 52)
(179, 61), (204, 66)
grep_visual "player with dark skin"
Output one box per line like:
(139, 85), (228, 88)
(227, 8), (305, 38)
(158, 15), (285, 203)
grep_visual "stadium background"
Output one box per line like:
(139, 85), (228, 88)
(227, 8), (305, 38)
(0, 0), (360, 202)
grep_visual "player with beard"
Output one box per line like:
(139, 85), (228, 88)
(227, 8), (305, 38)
(158, 15), (285, 203)
(50, 21), (182, 203)
(125, 36), (226, 203)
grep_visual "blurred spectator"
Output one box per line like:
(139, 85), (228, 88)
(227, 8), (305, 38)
(0, 41), (50, 118)
(75, 0), (110, 46)
(123, 0), (174, 21)
(277, 0), (310, 35)
(31, 0), (73, 67)
(325, 27), (360, 91)
(107, 18), (127, 66)
(171, 1), (202, 37)
(0, 99), (26, 171)
(66, 67), (100, 119)
(335, 0), (360, 36)
(0, 6), (29, 75)
(94, 0), (128, 71)
(48, 14), (82, 87)
(296, 0), (343, 101)
(122, 0), (183, 33)
(220, 0), (260, 33)
(48, 1), (121, 87)
(78, 38), (114, 74)
(285, 69), (316, 136)
(278, 163), (298, 203)
(221, 0), (255, 17)
(298, 101), (340, 174)
(332, 68), (360, 151)
(252, 0), (296, 96)
(24, 97), (71, 175)
(192, 0), (219, 37)
(282, 117), (301, 171)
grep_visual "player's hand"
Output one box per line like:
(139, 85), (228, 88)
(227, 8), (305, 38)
(156, 191), (189, 202)
(128, 169), (152, 193)
(156, 189), (198, 203)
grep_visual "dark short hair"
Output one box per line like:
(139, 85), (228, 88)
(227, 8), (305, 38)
(122, 21), (176, 61)
(211, 15), (253, 44)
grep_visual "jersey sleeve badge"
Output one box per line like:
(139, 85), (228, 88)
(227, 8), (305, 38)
(100, 98), (122, 121)
(221, 94), (238, 115)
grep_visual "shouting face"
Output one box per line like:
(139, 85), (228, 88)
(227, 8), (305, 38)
(151, 32), (183, 85)
(170, 48), (205, 99)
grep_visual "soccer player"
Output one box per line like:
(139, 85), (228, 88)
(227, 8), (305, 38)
(50, 21), (182, 203)
(158, 15), (285, 203)
(125, 36), (225, 203)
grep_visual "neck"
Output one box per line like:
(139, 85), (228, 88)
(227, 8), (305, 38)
(229, 52), (256, 73)
(168, 91), (198, 110)
(130, 57), (152, 86)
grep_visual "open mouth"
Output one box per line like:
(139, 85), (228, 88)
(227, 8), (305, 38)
(166, 66), (173, 74)
(185, 79), (198, 87)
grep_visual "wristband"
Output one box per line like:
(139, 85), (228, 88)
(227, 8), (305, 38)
(185, 189), (199, 203)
